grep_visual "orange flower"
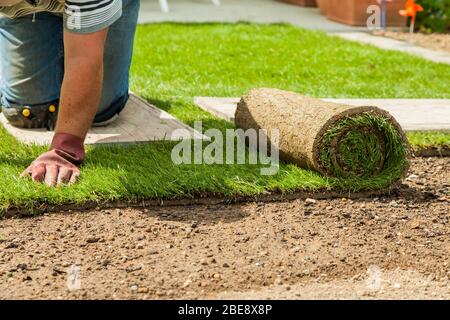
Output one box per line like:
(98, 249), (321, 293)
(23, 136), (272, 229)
(399, 0), (424, 22)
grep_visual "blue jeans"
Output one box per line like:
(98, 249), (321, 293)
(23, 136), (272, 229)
(0, 0), (140, 124)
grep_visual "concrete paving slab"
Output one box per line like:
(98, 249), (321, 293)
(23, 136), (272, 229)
(0, 94), (206, 146)
(138, 0), (368, 32)
(332, 32), (450, 65)
(194, 96), (450, 131)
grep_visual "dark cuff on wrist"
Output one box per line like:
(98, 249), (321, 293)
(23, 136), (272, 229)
(50, 133), (85, 166)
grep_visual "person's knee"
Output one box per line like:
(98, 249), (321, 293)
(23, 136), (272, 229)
(1, 97), (59, 129)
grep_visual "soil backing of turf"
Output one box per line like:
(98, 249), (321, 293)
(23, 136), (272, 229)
(2, 188), (390, 218)
(413, 146), (450, 157)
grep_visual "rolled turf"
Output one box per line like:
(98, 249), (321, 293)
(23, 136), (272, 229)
(235, 88), (410, 185)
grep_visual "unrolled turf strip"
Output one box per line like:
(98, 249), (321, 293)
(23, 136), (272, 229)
(235, 88), (410, 184)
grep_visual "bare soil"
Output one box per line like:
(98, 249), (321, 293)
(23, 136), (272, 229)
(0, 157), (448, 300)
(374, 31), (450, 53)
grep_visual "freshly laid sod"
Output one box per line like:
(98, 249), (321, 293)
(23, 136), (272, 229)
(0, 23), (449, 212)
(407, 131), (450, 151)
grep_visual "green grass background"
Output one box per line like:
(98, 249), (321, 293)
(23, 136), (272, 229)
(0, 23), (449, 212)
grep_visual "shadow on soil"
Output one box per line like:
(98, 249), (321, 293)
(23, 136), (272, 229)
(142, 203), (250, 226)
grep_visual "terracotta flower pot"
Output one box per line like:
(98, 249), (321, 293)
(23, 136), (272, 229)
(326, 0), (407, 26)
(278, 0), (317, 7)
(316, 0), (328, 14)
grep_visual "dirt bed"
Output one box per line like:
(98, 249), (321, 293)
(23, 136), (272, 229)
(373, 31), (450, 53)
(0, 157), (448, 300)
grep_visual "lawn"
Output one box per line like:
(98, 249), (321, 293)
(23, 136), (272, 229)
(0, 23), (449, 212)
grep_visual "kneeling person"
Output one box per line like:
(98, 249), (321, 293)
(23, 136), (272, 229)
(0, 0), (140, 186)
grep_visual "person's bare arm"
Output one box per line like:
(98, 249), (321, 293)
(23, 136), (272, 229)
(55, 28), (109, 138)
(22, 29), (109, 187)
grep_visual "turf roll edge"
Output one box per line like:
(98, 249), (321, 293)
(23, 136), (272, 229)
(235, 88), (410, 185)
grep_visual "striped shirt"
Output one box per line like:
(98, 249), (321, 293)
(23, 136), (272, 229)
(0, 0), (122, 34)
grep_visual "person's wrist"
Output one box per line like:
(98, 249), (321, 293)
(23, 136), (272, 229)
(50, 133), (85, 166)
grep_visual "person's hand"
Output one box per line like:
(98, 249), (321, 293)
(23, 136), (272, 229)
(21, 133), (85, 187)
(21, 150), (81, 186)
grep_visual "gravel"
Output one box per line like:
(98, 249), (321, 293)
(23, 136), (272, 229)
(374, 31), (450, 53)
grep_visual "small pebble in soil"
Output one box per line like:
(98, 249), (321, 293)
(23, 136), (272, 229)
(389, 200), (398, 207)
(138, 287), (149, 294)
(290, 246), (301, 253)
(17, 263), (28, 270)
(409, 220), (421, 229)
(86, 237), (100, 244)
(5, 242), (18, 249)
(126, 265), (142, 272)
(101, 259), (110, 267)
(130, 285), (138, 293)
